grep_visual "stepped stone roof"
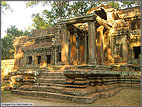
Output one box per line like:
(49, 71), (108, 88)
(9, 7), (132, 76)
(13, 36), (28, 46)
(23, 42), (53, 50)
(30, 27), (58, 38)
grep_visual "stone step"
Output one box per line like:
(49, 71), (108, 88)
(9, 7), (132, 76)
(36, 82), (87, 88)
(40, 72), (64, 76)
(41, 70), (64, 72)
(63, 84), (120, 96)
(37, 78), (66, 83)
(100, 87), (123, 98)
(37, 76), (66, 79)
(73, 80), (88, 85)
(64, 84), (87, 88)
(37, 78), (44, 82)
(23, 79), (35, 82)
(118, 83), (141, 88)
(19, 85), (33, 91)
(11, 86), (123, 104)
(42, 79), (66, 84)
(11, 89), (101, 104)
(63, 87), (96, 96)
(37, 86), (64, 93)
(38, 83), (65, 86)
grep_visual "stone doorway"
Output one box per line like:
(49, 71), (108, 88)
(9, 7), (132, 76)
(46, 55), (51, 64)
(133, 46), (141, 59)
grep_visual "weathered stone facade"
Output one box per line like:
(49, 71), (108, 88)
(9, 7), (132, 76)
(11, 5), (141, 104)
(13, 5), (141, 69)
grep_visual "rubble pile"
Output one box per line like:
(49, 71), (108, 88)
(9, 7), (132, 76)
(1, 59), (14, 82)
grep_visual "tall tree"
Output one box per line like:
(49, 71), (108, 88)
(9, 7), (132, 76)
(26, 1), (141, 29)
(26, 1), (101, 28)
(1, 25), (29, 59)
(31, 13), (49, 30)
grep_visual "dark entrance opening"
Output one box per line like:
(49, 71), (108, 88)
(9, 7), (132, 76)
(46, 55), (51, 64)
(27, 56), (32, 64)
(133, 46), (141, 58)
(37, 56), (41, 64)
(58, 52), (61, 62)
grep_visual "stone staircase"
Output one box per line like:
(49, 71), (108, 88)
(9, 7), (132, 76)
(11, 69), (126, 104)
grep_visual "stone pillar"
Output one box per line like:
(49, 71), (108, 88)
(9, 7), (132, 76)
(128, 45), (133, 64)
(84, 34), (88, 64)
(33, 54), (36, 67)
(70, 30), (77, 65)
(41, 54), (47, 67)
(23, 52), (27, 68)
(54, 47), (57, 64)
(76, 33), (80, 64)
(79, 36), (84, 64)
(61, 24), (69, 64)
(97, 25), (104, 64)
(111, 37), (115, 58)
(88, 21), (97, 64)
(122, 36), (128, 63)
(32, 54), (35, 66)
(51, 50), (54, 64)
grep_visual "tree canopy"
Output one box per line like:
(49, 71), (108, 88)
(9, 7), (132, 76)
(1, 25), (29, 59)
(1, 1), (12, 13)
(26, 1), (141, 30)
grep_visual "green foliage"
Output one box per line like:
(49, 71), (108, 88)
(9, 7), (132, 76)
(1, 1), (12, 13)
(107, 1), (121, 10)
(26, 1), (141, 28)
(121, 1), (141, 8)
(26, 1), (49, 7)
(31, 13), (49, 30)
(1, 25), (29, 59)
(1, 34), (13, 59)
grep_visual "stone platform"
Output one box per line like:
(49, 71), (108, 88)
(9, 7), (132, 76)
(11, 64), (141, 104)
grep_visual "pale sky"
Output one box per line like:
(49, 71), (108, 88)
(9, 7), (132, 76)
(1, 1), (51, 38)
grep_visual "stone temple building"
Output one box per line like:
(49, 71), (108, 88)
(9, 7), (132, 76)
(11, 5), (141, 104)
(13, 5), (141, 69)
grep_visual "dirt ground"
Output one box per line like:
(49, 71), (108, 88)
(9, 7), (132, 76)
(1, 88), (141, 106)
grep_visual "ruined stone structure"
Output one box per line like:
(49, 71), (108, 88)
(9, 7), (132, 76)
(11, 5), (141, 104)
(13, 5), (141, 69)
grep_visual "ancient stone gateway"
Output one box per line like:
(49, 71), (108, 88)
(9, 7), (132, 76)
(11, 5), (141, 104)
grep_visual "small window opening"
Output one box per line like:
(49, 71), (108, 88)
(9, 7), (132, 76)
(133, 46), (141, 59)
(58, 52), (61, 62)
(37, 56), (41, 64)
(27, 56), (32, 64)
(46, 55), (51, 64)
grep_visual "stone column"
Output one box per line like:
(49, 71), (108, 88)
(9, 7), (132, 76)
(32, 54), (35, 66)
(54, 47), (57, 64)
(70, 30), (77, 65)
(128, 44), (133, 64)
(122, 36), (128, 63)
(53, 49), (55, 65)
(88, 21), (97, 64)
(76, 33), (80, 65)
(61, 24), (69, 64)
(97, 25), (104, 64)
(51, 49), (54, 64)
(41, 54), (47, 67)
(79, 35), (84, 64)
(84, 34), (88, 64)
(23, 52), (27, 68)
